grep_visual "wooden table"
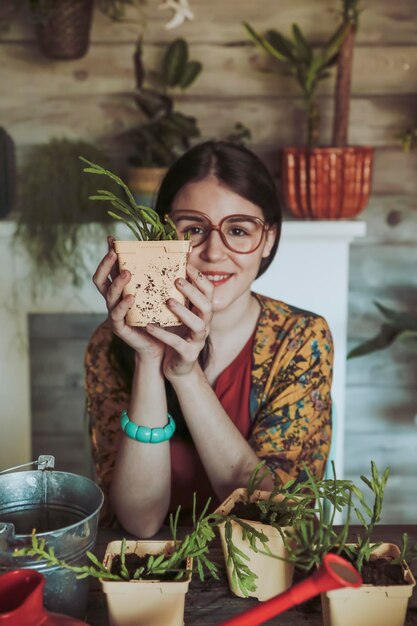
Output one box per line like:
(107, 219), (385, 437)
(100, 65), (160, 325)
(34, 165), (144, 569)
(86, 525), (417, 626)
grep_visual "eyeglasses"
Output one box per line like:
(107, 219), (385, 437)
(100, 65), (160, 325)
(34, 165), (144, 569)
(170, 210), (268, 254)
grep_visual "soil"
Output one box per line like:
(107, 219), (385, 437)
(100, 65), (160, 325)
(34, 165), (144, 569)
(338, 550), (406, 586)
(230, 501), (265, 522)
(110, 553), (187, 582)
(229, 499), (290, 525)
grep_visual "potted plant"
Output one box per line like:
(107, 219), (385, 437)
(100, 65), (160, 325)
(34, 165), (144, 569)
(123, 37), (202, 207)
(13, 139), (119, 297)
(13, 496), (218, 626)
(2, 0), (145, 60)
(281, 462), (416, 626)
(214, 463), (354, 601)
(81, 157), (192, 326)
(244, 0), (374, 219)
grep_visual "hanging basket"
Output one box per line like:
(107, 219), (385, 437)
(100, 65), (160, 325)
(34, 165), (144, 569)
(280, 146), (374, 219)
(33, 0), (94, 61)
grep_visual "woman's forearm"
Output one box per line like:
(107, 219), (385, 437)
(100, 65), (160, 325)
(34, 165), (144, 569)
(171, 366), (274, 501)
(110, 355), (171, 537)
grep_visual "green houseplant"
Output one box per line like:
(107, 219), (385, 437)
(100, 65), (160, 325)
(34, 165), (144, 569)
(82, 157), (191, 326)
(13, 139), (119, 295)
(14, 495), (219, 626)
(214, 462), (354, 601)
(245, 0), (374, 219)
(272, 462), (416, 626)
(124, 36), (202, 207)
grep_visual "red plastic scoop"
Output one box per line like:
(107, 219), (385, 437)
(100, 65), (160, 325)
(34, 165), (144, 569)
(219, 553), (362, 626)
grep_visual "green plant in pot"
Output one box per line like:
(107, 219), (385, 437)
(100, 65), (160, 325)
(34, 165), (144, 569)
(81, 157), (191, 327)
(214, 462), (355, 601)
(244, 0), (374, 219)
(124, 36), (202, 207)
(13, 139), (119, 296)
(14, 495), (219, 626)
(275, 462), (416, 626)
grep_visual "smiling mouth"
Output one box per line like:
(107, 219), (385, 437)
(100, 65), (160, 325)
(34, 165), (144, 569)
(203, 273), (232, 286)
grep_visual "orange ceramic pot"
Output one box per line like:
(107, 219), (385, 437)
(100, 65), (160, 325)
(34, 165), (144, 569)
(280, 146), (374, 219)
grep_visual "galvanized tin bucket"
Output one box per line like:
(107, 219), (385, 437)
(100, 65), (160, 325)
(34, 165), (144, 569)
(0, 455), (104, 619)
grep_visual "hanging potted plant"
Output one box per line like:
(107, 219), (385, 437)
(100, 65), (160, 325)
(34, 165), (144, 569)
(13, 139), (119, 298)
(123, 37), (202, 208)
(81, 157), (192, 326)
(13, 496), (218, 626)
(245, 0), (374, 219)
(282, 462), (416, 626)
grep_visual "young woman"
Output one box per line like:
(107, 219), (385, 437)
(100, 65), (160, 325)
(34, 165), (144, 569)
(86, 141), (333, 537)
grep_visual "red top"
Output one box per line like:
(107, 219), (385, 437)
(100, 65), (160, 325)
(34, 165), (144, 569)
(169, 330), (255, 513)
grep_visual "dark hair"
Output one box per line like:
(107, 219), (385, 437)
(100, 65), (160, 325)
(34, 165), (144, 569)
(155, 140), (282, 278)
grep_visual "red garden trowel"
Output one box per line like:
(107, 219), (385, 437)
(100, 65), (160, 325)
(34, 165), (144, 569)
(219, 553), (362, 626)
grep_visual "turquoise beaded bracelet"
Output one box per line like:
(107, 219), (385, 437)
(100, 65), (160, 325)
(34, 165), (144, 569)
(120, 410), (176, 443)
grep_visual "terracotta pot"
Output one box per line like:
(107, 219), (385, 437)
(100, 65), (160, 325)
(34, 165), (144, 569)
(321, 543), (416, 626)
(114, 239), (191, 326)
(126, 166), (168, 209)
(101, 540), (193, 626)
(33, 0), (94, 61)
(215, 488), (294, 601)
(280, 146), (374, 219)
(0, 569), (88, 626)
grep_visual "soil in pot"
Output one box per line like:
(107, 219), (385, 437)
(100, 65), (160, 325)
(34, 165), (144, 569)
(229, 500), (288, 525)
(336, 550), (405, 586)
(110, 553), (188, 582)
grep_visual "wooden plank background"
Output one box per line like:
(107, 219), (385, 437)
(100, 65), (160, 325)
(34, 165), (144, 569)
(2, 0), (416, 522)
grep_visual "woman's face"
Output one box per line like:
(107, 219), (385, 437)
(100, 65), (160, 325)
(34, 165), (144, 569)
(170, 176), (276, 313)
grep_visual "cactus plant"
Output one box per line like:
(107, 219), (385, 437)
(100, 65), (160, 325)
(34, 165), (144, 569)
(0, 127), (17, 219)
(126, 37), (202, 167)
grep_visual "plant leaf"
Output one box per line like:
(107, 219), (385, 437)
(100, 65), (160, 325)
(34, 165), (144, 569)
(162, 38), (188, 88)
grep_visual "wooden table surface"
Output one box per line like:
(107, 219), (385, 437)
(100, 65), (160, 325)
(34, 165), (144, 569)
(86, 525), (417, 626)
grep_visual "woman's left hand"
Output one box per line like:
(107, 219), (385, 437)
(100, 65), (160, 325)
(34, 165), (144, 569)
(145, 263), (214, 379)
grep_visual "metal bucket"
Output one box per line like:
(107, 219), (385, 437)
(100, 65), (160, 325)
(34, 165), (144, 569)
(0, 455), (104, 619)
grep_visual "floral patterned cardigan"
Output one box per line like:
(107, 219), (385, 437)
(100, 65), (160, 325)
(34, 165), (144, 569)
(85, 293), (333, 525)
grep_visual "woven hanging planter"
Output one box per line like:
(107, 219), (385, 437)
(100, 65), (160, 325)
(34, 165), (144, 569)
(280, 146), (374, 219)
(33, 0), (94, 61)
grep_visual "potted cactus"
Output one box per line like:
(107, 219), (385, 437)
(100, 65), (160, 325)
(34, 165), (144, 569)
(124, 37), (202, 207)
(82, 157), (191, 326)
(245, 0), (374, 219)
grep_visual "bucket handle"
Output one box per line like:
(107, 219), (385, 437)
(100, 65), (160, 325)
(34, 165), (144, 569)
(0, 455), (55, 475)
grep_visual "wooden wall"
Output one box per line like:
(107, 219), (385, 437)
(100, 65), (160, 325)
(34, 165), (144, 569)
(2, 0), (417, 521)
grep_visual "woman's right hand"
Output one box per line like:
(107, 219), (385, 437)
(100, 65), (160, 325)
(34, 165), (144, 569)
(93, 238), (165, 361)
